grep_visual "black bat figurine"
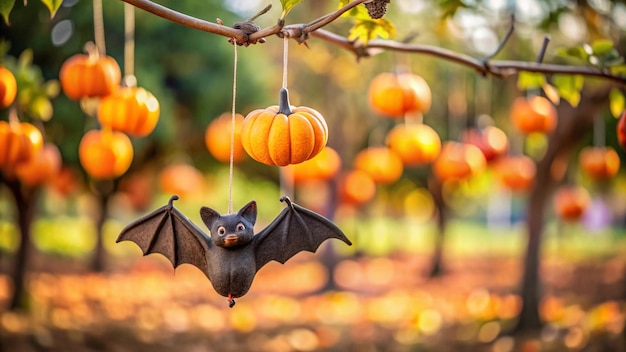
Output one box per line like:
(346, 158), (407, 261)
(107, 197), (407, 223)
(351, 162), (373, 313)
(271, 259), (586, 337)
(117, 195), (352, 307)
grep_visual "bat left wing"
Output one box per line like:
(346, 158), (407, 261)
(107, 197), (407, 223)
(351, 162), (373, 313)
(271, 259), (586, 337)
(253, 196), (352, 271)
(116, 195), (212, 278)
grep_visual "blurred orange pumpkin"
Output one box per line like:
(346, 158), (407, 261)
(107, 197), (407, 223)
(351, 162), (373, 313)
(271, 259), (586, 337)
(510, 96), (557, 134)
(368, 72), (432, 118)
(433, 142), (486, 181)
(386, 124), (441, 165)
(354, 147), (403, 184)
(98, 87), (160, 137)
(79, 129), (133, 179)
(158, 163), (204, 197)
(15, 144), (62, 186)
(553, 185), (590, 221)
(205, 113), (246, 163)
(461, 126), (509, 162)
(338, 169), (376, 206)
(60, 53), (121, 100)
(286, 146), (341, 183)
(493, 155), (536, 191)
(0, 121), (44, 171)
(241, 88), (328, 166)
(579, 146), (620, 180)
(0, 67), (17, 109)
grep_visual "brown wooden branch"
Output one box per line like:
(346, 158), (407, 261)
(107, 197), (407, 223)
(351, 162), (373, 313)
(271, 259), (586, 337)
(120, 0), (626, 85)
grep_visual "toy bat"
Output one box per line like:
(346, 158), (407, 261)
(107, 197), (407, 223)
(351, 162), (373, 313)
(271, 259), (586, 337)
(117, 195), (351, 307)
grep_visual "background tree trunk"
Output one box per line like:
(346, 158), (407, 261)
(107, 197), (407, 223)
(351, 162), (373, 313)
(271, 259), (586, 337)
(514, 89), (610, 332)
(428, 177), (446, 277)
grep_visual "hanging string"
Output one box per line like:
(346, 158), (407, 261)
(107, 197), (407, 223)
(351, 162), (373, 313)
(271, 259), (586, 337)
(123, 3), (136, 87)
(228, 39), (239, 214)
(93, 0), (106, 56)
(282, 35), (288, 89)
(279, 35), (294, 199)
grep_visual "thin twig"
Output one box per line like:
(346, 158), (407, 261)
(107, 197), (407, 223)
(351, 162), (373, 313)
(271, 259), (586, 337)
(483, 16), (515, 62)
(536, 36), (550, 63)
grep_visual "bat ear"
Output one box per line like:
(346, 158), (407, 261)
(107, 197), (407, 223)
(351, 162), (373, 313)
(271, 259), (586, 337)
(238, 201), (257, 225)
(200, 206), (221, 229)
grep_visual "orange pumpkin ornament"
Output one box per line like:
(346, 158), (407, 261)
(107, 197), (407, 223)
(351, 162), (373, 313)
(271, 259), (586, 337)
(60, 52), (121, 100)
(510, 96), (557, 134)
(493, 155), (536, 191)
(461, 126), (509, 162)
(0, 121), (44, 171)
(339, 169), (376, 206)
(97, 87), (160, 137)
(241, 88), (328, 166)
(15, 143), (62, 186)
(433, 142), (486, 181)
(158, 163), (204, 197)
(0, 67), (17, 109)
(286, 146), (342, 183)
(368, 72), (432, 118)
(579, 146), (620, 180)
(79, 129), (133, 179)
(553, 185), (591, 221)
(205, 113), (246, 163)
(386, 123), (441, 165)
(354, 147), (404, 184)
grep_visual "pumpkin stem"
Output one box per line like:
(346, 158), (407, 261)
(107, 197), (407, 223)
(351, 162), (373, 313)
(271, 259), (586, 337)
(278, 88), (293, 115)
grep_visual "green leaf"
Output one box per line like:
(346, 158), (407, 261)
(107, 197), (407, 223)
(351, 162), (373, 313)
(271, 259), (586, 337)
(40, 0), (62, 18)
(338, 0), (370, 19)
(0, 0), (15, 25)
(610, 64), (626, 76)
(348, 18), (395, 44)
(517, 72), (545, 91)
(280, 0), (303, 19)
(609, 88), (625, 119)
(591, 39), (614, 56)
(556, 46), (589, 62)
(552, 74), (583, 107)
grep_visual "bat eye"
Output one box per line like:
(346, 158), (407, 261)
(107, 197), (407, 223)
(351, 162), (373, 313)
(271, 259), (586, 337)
(236, 223), (245, 231)
(217, 226), (226, 236)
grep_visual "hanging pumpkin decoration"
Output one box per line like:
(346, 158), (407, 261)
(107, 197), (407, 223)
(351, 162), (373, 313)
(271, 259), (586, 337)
(368, 72), (432, 118)
(461, 125), (509, 162)
(205, 112), (246, 163)
(386, 123), (441, 165)
(339, 169), (376, 206)
(0, 121), (44, 171)
(79, 129), (133, 179)
(0, 66), (17, 109)
(510, 96), (557, 135)
(60, 48), (121, 100)
(97, 87), (160, 137)
(579, 146), (620, 180)
(240, 88), (328, 166)
(493, 155), (536, 191)
(15, 144), (62, 186)
(433, 142), (486, 181)
(158, 163), (205, 197)
(616, 110), (626, 151)
(285, 146), (341, 183)
(553, 185), (591, 221)
(354, 147), (404, 184)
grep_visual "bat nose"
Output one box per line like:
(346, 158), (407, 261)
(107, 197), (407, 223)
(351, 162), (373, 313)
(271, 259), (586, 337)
(223, 234), (240, 247)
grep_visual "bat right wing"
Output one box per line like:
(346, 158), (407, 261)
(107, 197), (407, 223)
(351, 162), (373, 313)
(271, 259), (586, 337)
(116, 195), (212, 278)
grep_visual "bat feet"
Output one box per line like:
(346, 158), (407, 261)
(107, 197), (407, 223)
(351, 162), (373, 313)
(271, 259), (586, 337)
(228, 294), (236, 308)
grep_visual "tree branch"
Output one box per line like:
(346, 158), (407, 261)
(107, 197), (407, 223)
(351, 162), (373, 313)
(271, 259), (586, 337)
(120, 0), (626, 85)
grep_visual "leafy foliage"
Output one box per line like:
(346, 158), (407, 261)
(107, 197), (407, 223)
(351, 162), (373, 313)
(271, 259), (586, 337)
(280, 0), (304, 19)
(338, 0), (395, 44)
(552, 74), (583, 107)
(609, 89), (625, 119)
(0, 0), (61, 23)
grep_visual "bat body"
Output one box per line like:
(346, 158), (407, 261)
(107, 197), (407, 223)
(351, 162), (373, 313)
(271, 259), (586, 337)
(117, 195), (351, 306)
